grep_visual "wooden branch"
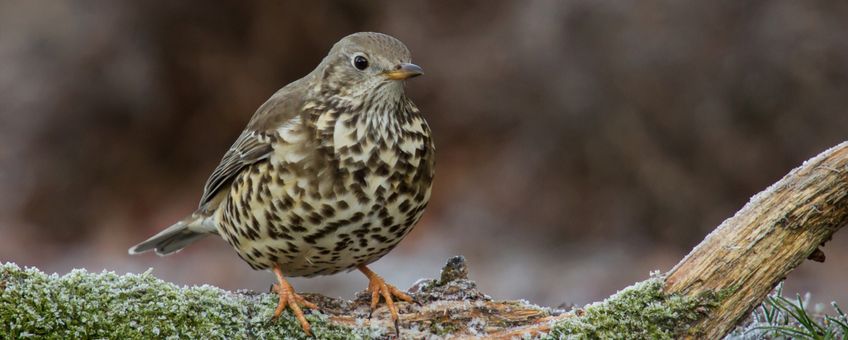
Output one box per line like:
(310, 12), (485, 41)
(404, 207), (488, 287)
(319, 255), (563, 338)
(664, 141), (848, 338)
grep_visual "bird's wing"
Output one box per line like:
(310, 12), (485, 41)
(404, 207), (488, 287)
(198, 130), (273, 208)
(197, 78), (308, 208)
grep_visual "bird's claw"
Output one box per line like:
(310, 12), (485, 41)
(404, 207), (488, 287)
(271, 265), (319, 337)
(271, 282), (318, 336)
(359, 266), (413, 336)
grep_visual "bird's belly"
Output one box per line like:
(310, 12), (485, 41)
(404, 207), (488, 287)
(216, 161), (430, 277)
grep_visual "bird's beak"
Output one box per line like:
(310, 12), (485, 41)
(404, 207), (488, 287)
(383, 63), (423, 80)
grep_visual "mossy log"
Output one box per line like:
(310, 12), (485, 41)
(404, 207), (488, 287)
(2, 142), (846, 339)
(0, 257), (714, 339)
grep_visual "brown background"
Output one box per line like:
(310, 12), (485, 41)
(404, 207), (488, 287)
(1, 0), (847, 308)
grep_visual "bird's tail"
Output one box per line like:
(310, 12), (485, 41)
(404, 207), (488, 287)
(128, 212), (216, 256)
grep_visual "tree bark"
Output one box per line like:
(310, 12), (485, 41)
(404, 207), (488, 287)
(664, 141), (848, 338)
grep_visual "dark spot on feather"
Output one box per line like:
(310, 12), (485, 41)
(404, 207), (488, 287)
(376, 164), (389, 176)
(289, 214), (304, 225)
(398, 200), (411, 213)
(320, 204), (335, 218)
(307, 212), (322, 225)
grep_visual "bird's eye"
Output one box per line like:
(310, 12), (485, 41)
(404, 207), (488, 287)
(352, 54), (369, 70)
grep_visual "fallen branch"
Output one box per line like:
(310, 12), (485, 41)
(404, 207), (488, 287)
(1, 256), (717, 339)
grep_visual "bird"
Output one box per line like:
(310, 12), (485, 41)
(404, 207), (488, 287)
(128, 32), (435, 336)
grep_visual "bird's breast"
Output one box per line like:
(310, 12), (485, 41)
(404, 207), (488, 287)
(215, 104), (434, 276)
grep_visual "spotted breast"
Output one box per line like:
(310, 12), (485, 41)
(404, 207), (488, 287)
(217, 91), (434, 277)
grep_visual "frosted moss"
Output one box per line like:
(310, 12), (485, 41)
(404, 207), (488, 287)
(0, 263), (367, 339)
(543, 278), (716, 340)
(0, 260), (725, 339)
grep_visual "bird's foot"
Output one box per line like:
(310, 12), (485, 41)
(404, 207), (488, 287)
(272, 266), (318, 336)
(358, 265), (413, 335)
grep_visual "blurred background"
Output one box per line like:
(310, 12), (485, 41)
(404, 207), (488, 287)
(2, 0), (847, 308)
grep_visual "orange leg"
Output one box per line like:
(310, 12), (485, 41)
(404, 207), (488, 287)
(357, 265), (414, 330)
(271, 264), (319, 336)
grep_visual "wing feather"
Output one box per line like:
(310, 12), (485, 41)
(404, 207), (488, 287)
(198, 130), (273, 208)
(196, 75), (309, 209)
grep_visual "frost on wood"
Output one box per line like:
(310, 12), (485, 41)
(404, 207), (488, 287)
(0, 256), (715, 339)
(664, 141), (848, 339)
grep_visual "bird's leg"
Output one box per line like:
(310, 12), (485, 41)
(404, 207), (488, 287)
(271, 264), (319, 336)
(357, 265), (413, 331)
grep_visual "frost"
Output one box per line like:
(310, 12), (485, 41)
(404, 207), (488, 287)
(0, 262), (364, 339)
(466, 317), (486, 335)
(0, 260), (722, 339)
(544, 278), (717, 339)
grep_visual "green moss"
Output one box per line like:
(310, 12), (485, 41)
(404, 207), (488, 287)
(0, 262), (728, 339)
(544, 277), (716, 340)
(0, 263), (369, 339)
(429, 320), (462, 336)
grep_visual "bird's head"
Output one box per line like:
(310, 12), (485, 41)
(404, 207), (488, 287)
(316, 32), (423, 100)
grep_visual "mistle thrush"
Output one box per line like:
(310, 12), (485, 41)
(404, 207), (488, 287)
(129, 32), (435, 335)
